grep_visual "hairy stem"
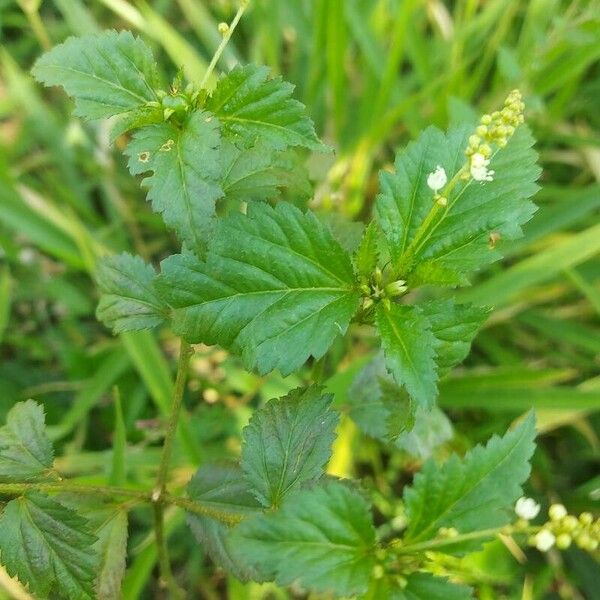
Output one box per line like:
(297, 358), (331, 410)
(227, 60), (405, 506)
(0, 482), (241, 524)
(152, 339), (194, 599)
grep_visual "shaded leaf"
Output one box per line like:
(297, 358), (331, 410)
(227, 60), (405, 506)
(420, 300), (490, 377)
(96, 252), (168, 333)
(0, 400), (55, 482)
(365, 573), (474, 599)
(187, 461), (262, 582)
(0, 493), (98, 600)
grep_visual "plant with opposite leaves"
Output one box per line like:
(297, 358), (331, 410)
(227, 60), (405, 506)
(3, 5), (593, 599)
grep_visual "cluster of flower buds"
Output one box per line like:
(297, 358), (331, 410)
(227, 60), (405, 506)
(528, 503), (600, 553)
(360, 268), (407, 312)
(464, 89), (525, 183)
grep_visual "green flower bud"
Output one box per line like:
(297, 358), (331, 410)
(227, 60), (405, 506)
(385, 280), (408, 297)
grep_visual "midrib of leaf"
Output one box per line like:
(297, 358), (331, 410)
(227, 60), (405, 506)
(272, 408), (303, 506)
(220, 116), (308, 139)
(183, 287), (350, 310)
(2, 433), (53, 476)
(379, 308), (420, 383)
(225, 226), (348, 286)
(21, 499), (89, 594)
(407, 422), (532, 542)
(102, 263), (164, 313)
(246, 293), (352, 348)
(410, 147), (501, 260)
(39, 65), (151, 109)
(175, 135), (203, 253)
(399, 148), (429, 256)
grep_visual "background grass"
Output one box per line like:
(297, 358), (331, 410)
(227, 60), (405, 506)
(0, 0), (599, 598)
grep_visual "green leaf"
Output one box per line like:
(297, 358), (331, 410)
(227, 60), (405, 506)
(419, 300), (490, 377)
(376, 304), (438, 409)
(0, 493), (98, 600)
(241, 385), (338, 507)
(96, 252), (168, 333)
(187, 461), (262, 582)
(365, 573), (473, 599)
(375, 126), (456, 267)
(231, 480), (376, 596)
(375, 125), (540, 283)
(32, 30), (160, 121)
(0, 400), (55, 482)
(91, 508), (128, 600)
(353, 221), (380, 278)
(206, 64), (323, 151)
(403, 413), (536, 552)
(220, 141), (311, 203)
(157, 202), (360, 376)
(348, 356), (453, 458)
(125, 110), (223, 254)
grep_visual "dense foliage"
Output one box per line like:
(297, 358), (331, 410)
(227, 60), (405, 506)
(0, 1), (599, 599)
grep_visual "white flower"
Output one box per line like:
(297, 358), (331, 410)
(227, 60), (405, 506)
(515, 497), (540, 520)
(534, 529), (556, 552)
(427, 166), (447, 192)
(470, 153), (495, 182)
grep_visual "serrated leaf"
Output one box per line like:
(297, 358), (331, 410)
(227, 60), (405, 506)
(125, 110), (223, 254)
(376, 304), (438, 409)
(403, 413), (536, 552)
(91, 508), (128, 600)
(375, 125), (540, 283)
(241, 385), (338, 507)
(186, 461), (262, 582)
(206, 64), (323, 151)
(109, 105), (164, 143)
(0, 400), (55, 482)
(0, 493), (98, 600)
(231, 480), (376, 596)
(220, 140), (311, 204)
(365, 573), (473, 599)
(353, 221), (380, 278)
(96, 252), (168, 333)
(157, 202), (360, 376)
(419, 300), (490, 377)
(32, 30), (160, 121)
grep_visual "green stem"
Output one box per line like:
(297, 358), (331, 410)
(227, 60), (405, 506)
(389, 524), (540, 555)
(199, 1), (249, 89)
(395, 166), (466, 275)
(152, 339), (194, 599)
(155, 340), (193, 495)
(18, 1), (52, 50)
(0, 482), (149, 501)
(0, 482), (240, 524)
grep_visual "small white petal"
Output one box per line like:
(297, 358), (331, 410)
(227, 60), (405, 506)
(427, 166), (447, 192)
(515, 497), (540, 520)
(535, 530), (556, 552)
(470, 152), (488, 168)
